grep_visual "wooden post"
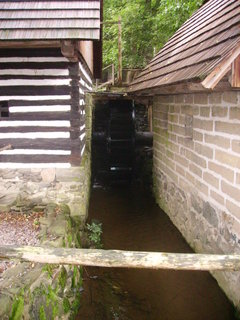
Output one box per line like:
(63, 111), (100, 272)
(232, 54), (240, 87)
(118, 16), (122, 85)
(112, 63), (115, 86)
(1, 245), (240, 271)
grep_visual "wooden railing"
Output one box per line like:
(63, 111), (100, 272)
(1, 245), (240, 271)
(96, 64), (115, 90)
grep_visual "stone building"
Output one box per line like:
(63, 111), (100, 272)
(0, 0), (102, 218)
(129, 0), (240, 309)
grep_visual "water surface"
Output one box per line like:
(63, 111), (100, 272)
(77, 185), (236, 320)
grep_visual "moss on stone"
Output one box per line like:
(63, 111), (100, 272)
(58, 267), (67, 291)
(10, 289), (24, 320)
(39, 306), (47, 320)
(63, 298), (71, 314)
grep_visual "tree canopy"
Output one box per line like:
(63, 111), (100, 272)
(103, 0), (203, 69)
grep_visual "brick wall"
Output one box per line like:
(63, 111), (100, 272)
(153, 90), (240, 308)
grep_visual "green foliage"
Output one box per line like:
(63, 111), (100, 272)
(86, 221), (103, 248)
(103, 0), (203, 68)
(58, 267), (67, 291)
(42, 264), (56, 278)
(39, 306), (47, 320)
(63, 298), (71, 314)
(45, 285), (59, 319)
(10, 290), (24, 320)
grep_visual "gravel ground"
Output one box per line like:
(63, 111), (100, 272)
(0, 211), (44, 274)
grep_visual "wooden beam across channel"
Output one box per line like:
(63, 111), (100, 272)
(0, 245), (240, 271)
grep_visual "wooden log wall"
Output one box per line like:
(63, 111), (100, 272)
(0, 48), (92, 168)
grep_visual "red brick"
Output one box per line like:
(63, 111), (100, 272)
(184, 149), (207, 168)
(221, 180), (240, 202)
(189, 163), (202, 177)
(208, 161), (234, 183)
(209, 92), (222, 104)
(168, 124), (185, 136)
(168, 113), (179, 124)
(194, 93), (209, 105)
(200, 107), (210, 117)
(237, 173), (240, 185)
(155, 95), (174, 104)
(226, 200), (240, 220)
(186, 172), (196, 185)
(203, 172), (219, 189)
(169, 105), (180, 113)
(175, 154), (189, 167)
(193, 118), (213, 131)
(193, 130), (203, 142)
(175, 94), (194, 104)
(178, 136), (194, 149)
(232, 140), (240, 154)
(210, 190), (224, 205)
(212, 106), (228, 118)
(176, 164), (185, 177)
(215, 150), (240, 169)
(205, 134), (230, 149)
(229, 107), (240, 120)
(215, 121), (240, 135)
(195, 142), (213, 159)
(167, 141), (179, 153)
(222, 92), (238, 105)
(195, 178), (209, 196)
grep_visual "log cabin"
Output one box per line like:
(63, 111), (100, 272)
(129, 0), (240, 310)
(0, 0), (102, 217)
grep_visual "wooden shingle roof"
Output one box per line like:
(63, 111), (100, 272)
(129, 0), (240, 94)
(0, 0), (101, 41)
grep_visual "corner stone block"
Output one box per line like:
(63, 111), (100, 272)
(56, 167), (84, 182)
(41, 168), (56, 183)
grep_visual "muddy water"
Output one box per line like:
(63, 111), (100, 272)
(77, 185), (236, 320)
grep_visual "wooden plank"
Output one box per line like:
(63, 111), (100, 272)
(8, 112), (70, 121)
(0, 144), (11, 152)
(0, 40), (61, 49)
(0, 85), (71, 95)
(0, 2), (100, 10)
(0, 245), (240, 271)
(232, 54), (240, 87)
(0, 62), (69, 69)
(0, 139), (79, 150)
(0, 154), (70, 163)
(0, 127), (74, 133)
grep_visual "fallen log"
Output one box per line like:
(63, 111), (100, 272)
(0, 245), (240, 271)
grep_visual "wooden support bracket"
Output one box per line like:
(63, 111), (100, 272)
(61, 40), (78, 62)
(202, 41), (240, 89)
(232, 54), (240, 88)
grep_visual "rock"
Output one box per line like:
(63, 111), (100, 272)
(203, 202), (219, 228)
(49, 219), (68, 237)
(41, 168), (56, 183)
(0, 294), (12, 317)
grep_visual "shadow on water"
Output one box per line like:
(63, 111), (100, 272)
(76, 184), (237, 320)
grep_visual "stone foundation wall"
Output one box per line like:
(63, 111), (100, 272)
(0, 94), (93, 221)
(0, 153), (91, 220)
(0, 204), (86, 320)
(153, 90), (240, 309)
